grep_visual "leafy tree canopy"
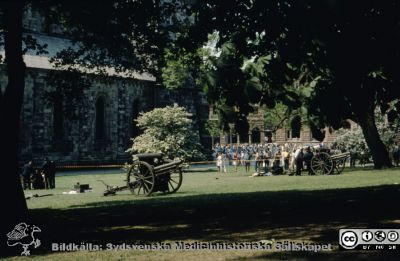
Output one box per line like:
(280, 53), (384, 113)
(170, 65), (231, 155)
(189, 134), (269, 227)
(183, 0), (400, 167)
(205, 118), (220, 138)
(161, 32), (219, 90)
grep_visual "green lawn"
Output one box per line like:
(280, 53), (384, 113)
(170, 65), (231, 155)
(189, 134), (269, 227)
(24, 166), (400, 210)
(5, 166), (400, 260)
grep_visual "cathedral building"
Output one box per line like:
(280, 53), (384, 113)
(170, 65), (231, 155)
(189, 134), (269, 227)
(0, 9), (209, 165)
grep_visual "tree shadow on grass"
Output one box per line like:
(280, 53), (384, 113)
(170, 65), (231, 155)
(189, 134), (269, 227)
(243, 250), (400, 261)
(342, 165), (400, 173)
(28, 184), (400, 259)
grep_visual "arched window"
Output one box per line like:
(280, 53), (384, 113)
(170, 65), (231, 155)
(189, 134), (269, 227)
(265, 130), (273, 143)
(131, 100), (140, 138)
(53, 100), (63, 140)
(291, 116), (301, 138)
(96, 96), (105, 140)
(251, 128), (261, 143)
(231, 130), (237, 144)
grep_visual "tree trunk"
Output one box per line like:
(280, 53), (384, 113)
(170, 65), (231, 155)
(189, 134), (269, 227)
(355, 109), (392, 169)
(0, 1), (29, 256)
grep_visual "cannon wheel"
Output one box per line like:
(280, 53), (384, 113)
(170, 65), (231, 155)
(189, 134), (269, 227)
(166, 167), (183, 193)
(311, 152), (334, 175)
(127, 161), (155, 196)
(333, 159), (346, 174)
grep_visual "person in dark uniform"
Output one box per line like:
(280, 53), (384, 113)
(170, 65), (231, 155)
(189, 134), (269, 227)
(42, 157), (56, 189)
(21, 161), (34, 190)
(271, 160), (283, 175)
(31, 169), (45, 189)
(48, 159), (56, 189)
(303, 147), (314, 175)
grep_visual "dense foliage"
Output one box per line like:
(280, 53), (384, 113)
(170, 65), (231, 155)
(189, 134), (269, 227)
(184, 0), (400, 168)
(127, 105), (205, 161)
(333, 113), (400, 157)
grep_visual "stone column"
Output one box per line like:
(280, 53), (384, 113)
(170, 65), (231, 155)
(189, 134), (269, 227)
(300, 126), (312, 142)
(275, 128), (286, 143)
(260, 131), (265, 144)
(220, 131), (226, 145)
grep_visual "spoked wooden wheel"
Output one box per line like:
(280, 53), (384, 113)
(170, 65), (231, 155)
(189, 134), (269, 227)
(311, 152), (334, 175)
(166, 168), (183, 193)
(127, 161), (155, 196)
(333, 159), (346, 174)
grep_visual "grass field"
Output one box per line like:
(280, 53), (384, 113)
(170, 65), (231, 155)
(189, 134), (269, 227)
(5, 166), (400, 260)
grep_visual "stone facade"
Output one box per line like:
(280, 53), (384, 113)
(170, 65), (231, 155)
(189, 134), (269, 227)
(1, 66), (209, 165)
(0, 68), (157, 164)
(211, 107), (265, 145)
(0, 8), (210, 165)
(210, 107), (357, 146)
(274, 125), (338, 145)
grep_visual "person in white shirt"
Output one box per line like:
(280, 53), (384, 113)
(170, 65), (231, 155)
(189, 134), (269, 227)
(294, 147), (304, 176)
(216, 153), (222, 172)
(221, 153), (227, 173)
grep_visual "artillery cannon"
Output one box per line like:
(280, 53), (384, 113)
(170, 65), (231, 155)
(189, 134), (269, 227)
(310, 150), (350, 175)
(102, 153), (183, 196)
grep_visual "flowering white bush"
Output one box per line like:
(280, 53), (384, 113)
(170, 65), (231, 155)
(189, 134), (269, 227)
(126, 105), (205, 161)
(332, 113), (399, 156)
(332, 128), (370, 155)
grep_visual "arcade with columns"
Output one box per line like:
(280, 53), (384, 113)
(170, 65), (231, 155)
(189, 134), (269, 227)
(209, 106), (343, 147)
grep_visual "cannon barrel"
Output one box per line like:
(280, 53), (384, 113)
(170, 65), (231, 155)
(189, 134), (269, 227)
(330, 152), (350, 160)
(153, 159), (183, 173)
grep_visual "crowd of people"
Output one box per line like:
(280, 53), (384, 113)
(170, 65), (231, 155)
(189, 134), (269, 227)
(212, 142), (327, 176)
(20, 157), (56, 190)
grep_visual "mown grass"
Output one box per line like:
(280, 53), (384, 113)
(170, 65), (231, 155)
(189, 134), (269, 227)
(4, 166), (400, 260)
(24, 166), (400, 210)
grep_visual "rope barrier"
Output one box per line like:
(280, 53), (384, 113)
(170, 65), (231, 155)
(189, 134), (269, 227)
(57, 165), (125, 169)
(54, 158), (290, 170)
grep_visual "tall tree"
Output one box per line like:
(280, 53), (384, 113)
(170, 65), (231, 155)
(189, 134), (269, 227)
(0, 1), (182, 252)
(0, 2), (28, 249)
(187, 0), (400, 168)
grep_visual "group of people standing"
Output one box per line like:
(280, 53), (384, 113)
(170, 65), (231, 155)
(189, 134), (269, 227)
(20, 157), (56, 190)
(212, 143), (323, 175)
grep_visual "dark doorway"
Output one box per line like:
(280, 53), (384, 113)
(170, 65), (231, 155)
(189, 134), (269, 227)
(231, 131), (237, 144)
(291, 116), (301, 138)
(239, 133), (249, 143)
(265, 131), (273, 143)
(251, 128), (261, 143)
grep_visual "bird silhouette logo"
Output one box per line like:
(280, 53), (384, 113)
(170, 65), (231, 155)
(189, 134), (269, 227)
(6, 222), (41, 256)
